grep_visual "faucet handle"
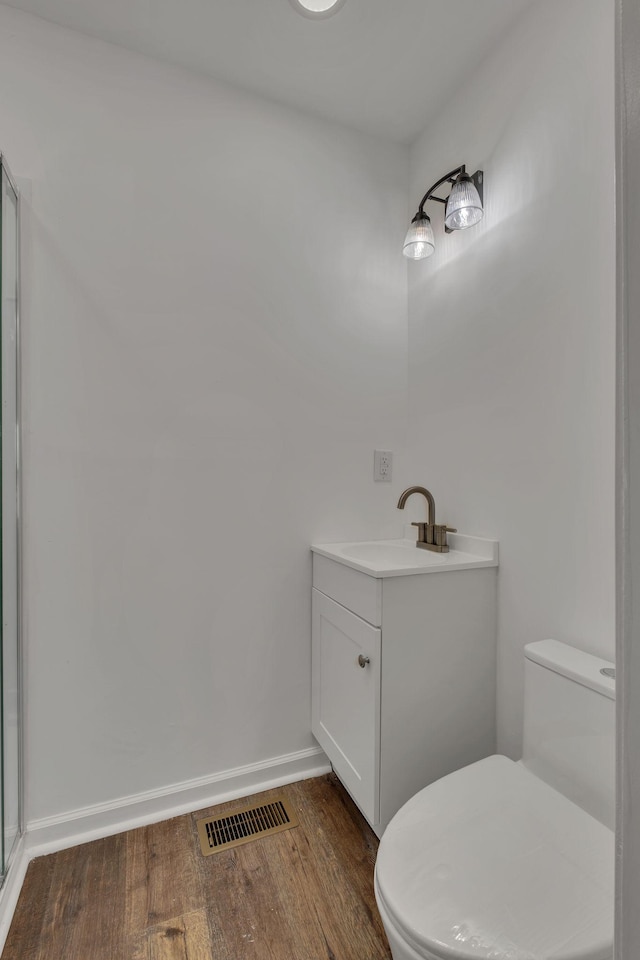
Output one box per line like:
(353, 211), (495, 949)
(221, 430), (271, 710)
(433, 524), (457, 548)
(411, 521), (433, 544)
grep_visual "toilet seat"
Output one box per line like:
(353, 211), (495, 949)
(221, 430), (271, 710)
(375, 755), (614, 960)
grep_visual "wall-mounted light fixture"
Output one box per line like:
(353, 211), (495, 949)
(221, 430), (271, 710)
(403, 165), (484, 260)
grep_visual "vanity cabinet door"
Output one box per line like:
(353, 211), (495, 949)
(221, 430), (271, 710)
(311, 589), (381, 825)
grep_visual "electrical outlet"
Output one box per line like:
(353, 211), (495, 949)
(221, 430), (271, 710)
(374, 450), (393, 482)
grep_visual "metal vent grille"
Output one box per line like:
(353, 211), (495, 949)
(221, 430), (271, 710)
(196, 797), (298, 856)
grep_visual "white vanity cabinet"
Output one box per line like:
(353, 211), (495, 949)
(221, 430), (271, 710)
(311, 537), (498, 837)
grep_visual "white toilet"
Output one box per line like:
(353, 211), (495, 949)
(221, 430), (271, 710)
(374, 639), (615, 960)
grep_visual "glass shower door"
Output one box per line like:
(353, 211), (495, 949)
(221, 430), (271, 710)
(0, 157), (21, 876)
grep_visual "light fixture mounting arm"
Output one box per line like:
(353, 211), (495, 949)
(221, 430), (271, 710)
(417, 165), (466, 216)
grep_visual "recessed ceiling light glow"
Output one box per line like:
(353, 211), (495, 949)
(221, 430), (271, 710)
(290, 0), (347, 19)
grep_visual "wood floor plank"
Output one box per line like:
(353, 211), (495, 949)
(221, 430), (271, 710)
(2, 774), (392, 960)
(284, 777), (389, 959)
(131, 909), (212, 960)
(1, 852), (56, 960)
(124, 811), (204, 939)
(48, 835), (127, 960)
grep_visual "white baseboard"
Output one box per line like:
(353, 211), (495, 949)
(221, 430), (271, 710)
(0, 745), (330, 951)
(26, 745), (331, 859)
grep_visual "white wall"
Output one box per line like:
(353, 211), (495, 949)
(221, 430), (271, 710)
(616, 0), (640, 954)
(0, 6), (409, 824)
(0, 0), (618, 836)
(406, 0), (616, 758)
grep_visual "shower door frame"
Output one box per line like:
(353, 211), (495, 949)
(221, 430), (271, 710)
(0, 154), (23, 881)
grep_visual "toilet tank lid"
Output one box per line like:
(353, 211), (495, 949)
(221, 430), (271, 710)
(525, 639), (615, 701)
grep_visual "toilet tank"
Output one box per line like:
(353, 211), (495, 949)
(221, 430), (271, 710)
(521, 639), (615, 828)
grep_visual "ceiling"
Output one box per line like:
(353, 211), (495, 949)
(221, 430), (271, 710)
(0, 0), (534, 143)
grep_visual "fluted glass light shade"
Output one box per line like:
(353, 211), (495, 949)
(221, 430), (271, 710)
(444, 175), (483, 231)
(403, 215), (435, 260)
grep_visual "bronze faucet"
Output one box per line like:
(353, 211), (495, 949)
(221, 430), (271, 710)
(397, 486), (457, 553)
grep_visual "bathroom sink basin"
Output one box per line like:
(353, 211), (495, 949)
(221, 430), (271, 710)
(311, 536), (499, 578)
(341, 542), (447, 566)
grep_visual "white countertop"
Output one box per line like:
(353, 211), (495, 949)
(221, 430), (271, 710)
(310, 533), (499, 578)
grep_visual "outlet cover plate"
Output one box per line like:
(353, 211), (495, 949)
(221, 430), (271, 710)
(374, 450), (392, 482)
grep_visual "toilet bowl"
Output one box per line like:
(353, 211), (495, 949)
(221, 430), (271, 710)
(374, 640), (615, 960)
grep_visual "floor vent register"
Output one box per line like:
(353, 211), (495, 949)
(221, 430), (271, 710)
(196, 797), (298, 856)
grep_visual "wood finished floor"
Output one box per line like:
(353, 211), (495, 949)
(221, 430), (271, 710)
(2, 774), (392, 960)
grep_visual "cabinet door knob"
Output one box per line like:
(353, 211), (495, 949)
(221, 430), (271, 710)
(358, 655), (370, 668)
